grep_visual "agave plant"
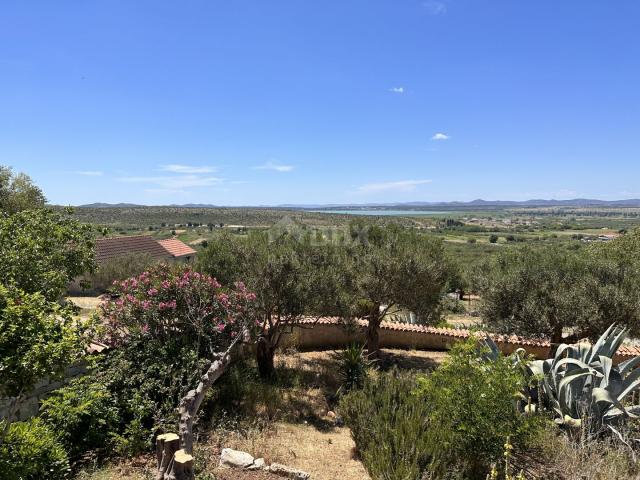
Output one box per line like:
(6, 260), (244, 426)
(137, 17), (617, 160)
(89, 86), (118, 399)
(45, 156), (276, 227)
(527, 324), (640, 436)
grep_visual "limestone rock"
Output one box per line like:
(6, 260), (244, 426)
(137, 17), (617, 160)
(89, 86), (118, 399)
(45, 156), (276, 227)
(268, 462), (311, 479)
(219, 448), (255, 469)
(247, 457), (266, 470)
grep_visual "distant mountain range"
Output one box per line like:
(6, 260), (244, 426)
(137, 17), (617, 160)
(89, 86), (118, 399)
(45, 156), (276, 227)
(78, 199), (640, 209)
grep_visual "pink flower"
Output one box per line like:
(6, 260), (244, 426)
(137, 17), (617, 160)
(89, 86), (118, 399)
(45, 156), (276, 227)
(217, 323), (225, 332)
(161, 280), (171, 289)
(141, 324), (150, 334)
(147, 288), (158, 297)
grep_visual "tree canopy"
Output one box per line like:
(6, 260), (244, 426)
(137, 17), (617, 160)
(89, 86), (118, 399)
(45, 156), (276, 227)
(476, 242), (640, 343)
(0, 208), (95, 301)
(0, 285), (89, 424)
(0, 166), (46, 215)
(344, 223), (449, 356)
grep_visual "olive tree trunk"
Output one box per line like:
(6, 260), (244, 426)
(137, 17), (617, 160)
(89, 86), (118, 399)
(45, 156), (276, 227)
(156, 332), (244, 480)
(367, 314), (382, 359)
(256, 335), (276, 378)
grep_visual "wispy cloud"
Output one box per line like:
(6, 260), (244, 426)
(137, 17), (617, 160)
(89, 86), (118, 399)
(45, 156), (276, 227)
(160, 164), (216, 174)
(423, 0), (447, 15)
(431, 132), (450, 141)
(389, 86), (405, 94)
(118, 175), (223, 189)
(357, 179), (432, 194)
(255, 161), (294, 172)
(144, 188), (188, 195)
(75, 170), (104, 176)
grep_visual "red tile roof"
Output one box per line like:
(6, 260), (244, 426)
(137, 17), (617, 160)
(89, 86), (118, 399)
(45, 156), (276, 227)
(157, 238), (197, 258)
(95, 235), (171, 265)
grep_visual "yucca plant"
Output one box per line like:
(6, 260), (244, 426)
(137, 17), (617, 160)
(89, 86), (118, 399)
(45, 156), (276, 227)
(527, 324), (640, 437)
(332, 343), (374, 393)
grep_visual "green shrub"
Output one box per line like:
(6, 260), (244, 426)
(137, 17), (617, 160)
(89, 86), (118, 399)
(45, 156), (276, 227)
(40, 376), (119, 458)
(85, 253), (155, 292)
(415, 339), (543, 479)
(339, 370), (431, 480)
(332, 343), (372, 393)
(0, 417), (70, 480)
(93, 337), (209, 455)
(441, 295), (466, 314)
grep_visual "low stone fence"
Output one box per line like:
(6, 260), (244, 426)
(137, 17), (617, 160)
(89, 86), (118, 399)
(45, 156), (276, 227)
(5, 318), (639, 421)
(280, 318), (640, 364)
(0, 362), (88, 421)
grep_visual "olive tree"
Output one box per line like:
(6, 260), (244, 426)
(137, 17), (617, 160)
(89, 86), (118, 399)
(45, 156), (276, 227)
(198, 231), (346, 377)
(476, 244), (640, 344)
(345, 224), (449, 358)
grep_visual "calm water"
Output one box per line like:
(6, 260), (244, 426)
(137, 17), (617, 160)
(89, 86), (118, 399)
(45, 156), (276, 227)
(310, 209), (456, 216)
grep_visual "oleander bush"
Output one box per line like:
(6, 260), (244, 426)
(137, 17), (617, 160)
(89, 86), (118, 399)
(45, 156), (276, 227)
(40, 375), (120, 458)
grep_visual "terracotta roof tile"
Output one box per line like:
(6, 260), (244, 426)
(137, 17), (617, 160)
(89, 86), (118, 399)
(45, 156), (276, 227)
(95, 235), (170, 264)
(157, 238), (197, 258)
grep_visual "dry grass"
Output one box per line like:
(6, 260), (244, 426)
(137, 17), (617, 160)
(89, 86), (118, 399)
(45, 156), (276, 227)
(210, 422), (370, 480)
(75, 348), (446, 480)
(511, 425), (640, 480)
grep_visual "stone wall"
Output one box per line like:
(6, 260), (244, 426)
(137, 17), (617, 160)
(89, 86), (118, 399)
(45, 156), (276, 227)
(280, 318), (638, 363)
(0, 362), (87, 421)
(4, 318), (637, 421)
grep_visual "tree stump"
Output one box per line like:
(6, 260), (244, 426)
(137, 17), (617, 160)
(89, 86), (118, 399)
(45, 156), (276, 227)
(166, 449), (194, 480)
(155, 433), (180, 480)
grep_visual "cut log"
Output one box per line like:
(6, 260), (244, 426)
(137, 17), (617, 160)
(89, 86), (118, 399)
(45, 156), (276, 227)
(155, 433), (180, 480)
(166, 449), (194, 480)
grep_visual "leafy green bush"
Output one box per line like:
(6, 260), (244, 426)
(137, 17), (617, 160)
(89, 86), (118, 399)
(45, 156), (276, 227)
(0, 417), (70, 480)
(0, 285), (89, 423)
(441, 295), (466, 314)
(415, 339), (543, 479)
(85, 252), (155, 292)
(40, 376), (119, 458)
(339, 370), (431, 480)
(94, 337), (209, 455)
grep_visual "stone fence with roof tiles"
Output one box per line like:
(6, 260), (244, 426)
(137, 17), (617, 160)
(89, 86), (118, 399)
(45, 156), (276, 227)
(280, 318), (640, 363)
(4, 318), (639, 421)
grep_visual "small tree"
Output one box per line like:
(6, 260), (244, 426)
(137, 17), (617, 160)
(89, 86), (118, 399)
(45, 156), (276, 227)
(0, 208), (95, 301)
(0, 166), (45, 215)
(99, 265), (255, 477)
(477, 244), (640, 343)
(0, 285), (89, 433)
(346, 224), (449, 358)
(198, 231), (346, 377)
(100, 264), (254, 356)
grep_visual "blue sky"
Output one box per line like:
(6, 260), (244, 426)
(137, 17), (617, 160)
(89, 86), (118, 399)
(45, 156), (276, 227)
(1, 1), (639, 206)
